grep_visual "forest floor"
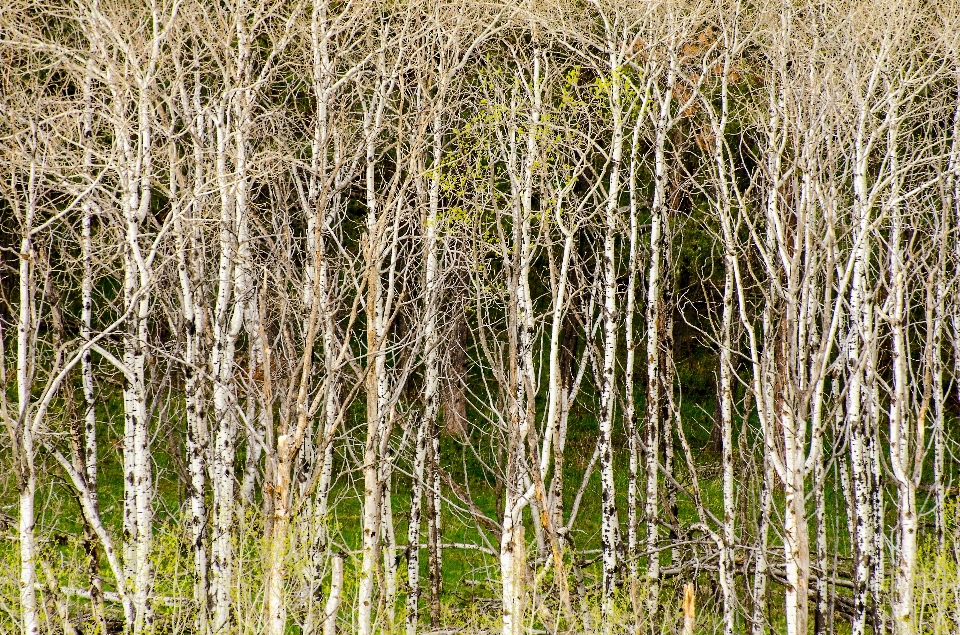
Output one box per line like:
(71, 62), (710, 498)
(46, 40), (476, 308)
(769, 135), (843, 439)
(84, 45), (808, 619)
(0, 390), (952, 634)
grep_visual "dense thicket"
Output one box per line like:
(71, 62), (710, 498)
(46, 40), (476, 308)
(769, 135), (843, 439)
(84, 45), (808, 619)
(3, 1), (960, 634)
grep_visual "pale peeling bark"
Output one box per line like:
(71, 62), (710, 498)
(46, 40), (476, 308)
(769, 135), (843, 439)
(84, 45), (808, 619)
(498, 44), (542, 635)
(645, 59), (674, 620)
(408, 88), (444, 634)
(358, 366), (384, 635)
(848, 336), (875, 627)
(706, 27), (738, 632)
(323, 554), (345, 635)
(207, 15), (258, 620)
(849, 396), (875, 635)
(357, 245), (382, 630)
(848, 81), (880, 635)
(382, 455), (399, 628)
(597, 27), (624, 628)
(16, 210), (38, 635)
(623, 66), (654, 618)
(545, 221), (573, 527)
(171, 69), (211, 630)
(407, 415), (429, 635)
(887, 118), (914, 635)
(84, 5), (180, 629)
(718, 252), (737, 635)
(751, 441), (773, 635)
(301, 7), (351, 629)
(500, 493), (527, 635)
(764, 26), (805, 634)
(597, 170), (619, 631)
(625, 117), (642, 614)
(179, 213), (211, 635)
(869, 405), (884, 634)
(544, 182), (581, 626)
(358, 58), (395, 635)
(884, 82), (925, 634)
(938, 54), (960, 555)
(116, 79), (158, 635)
(309, 235), (341, 633)
(80, 67), (107, 632)
(121, 191), (155, 635)
(207, 115), (244, 630)
(813, 433), (828, 635)
(781, 406), (810, 635)
(19, 474), (38, 635)
(428, 423), (443, 627)
(265, 428), (291, 635)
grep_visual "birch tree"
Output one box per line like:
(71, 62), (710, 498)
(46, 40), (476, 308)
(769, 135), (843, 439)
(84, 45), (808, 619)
(74, 3), (180, 630)
(3, 3), (960, 634)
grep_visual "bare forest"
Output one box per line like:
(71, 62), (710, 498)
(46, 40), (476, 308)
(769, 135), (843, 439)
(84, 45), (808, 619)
(3, 1), (960, 634)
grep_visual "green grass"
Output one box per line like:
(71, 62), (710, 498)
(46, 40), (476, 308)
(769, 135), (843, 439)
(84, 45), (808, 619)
(3, 379), (960, 634)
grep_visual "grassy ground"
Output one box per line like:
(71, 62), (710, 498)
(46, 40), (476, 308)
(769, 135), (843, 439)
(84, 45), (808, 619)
(1, 382), (957, 634)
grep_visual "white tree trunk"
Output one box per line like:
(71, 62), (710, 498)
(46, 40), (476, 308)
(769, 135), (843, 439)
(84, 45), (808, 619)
(408, 416), (428, 635)
(265, 429), (291, 635)
(19, 472), (38, 635)
(781, 405), (809, 635)
(80, 207), (108, 634)
(428, 419), (443, 625)
(848, 89), (879, 635)
(382, 456), (398, 628)
(718, 256), (737, 635)
(77, 59), (108, 633)
(408, 99), (444, 634)
(813, 431), (828, 635)
(497, 45), (541, 635)
(886, 99), (921, 633)
(122, 210), (154, 635)
(500, 498), (526, 635)
(751, 448), (773, 635)
(645, 63), (674, 619)
(16, 219), (37, 634)
(208, 64), (254, 627)
(358, 65), (393, 635)
(938, 54), (960, 556)
(301, 8), (346, 628)
(323, 554), (345, 635)
(597, 43), (624, 630)
(173, 92), (211, 632)
(709, 34), (738, 634)
(625, 112), (643, 615)
(118, 93), (156, 635)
